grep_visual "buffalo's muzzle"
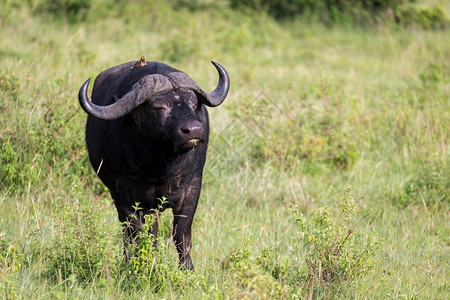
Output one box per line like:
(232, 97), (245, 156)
(176, 120), (204, 152)
(179, 120), (203, 138)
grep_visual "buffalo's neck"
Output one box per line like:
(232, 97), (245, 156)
(119, 146), (205, 211)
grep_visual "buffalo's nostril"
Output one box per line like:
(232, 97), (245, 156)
(179, 120), (203, 138)
(180, 127), (191, 134)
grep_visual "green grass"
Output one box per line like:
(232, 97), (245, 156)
(0, 1), (449, 298)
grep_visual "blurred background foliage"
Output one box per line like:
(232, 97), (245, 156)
(14, 0), (448, 29)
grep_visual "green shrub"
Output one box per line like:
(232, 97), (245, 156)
(125, 211), (206, 294)
(0, 72), (19, 102)
(30, 0), (91, 23)
(242, 79), (360, 171)
(0, 73), (90, 193)
(0, 0), (19, 23)
(229, 0), (413, 23)
(388, 155), (449, 208)
(256, 248), (289, 283)
(403, 156), (449, 207)
(0, 235), (25, 275)
(0, 141), (23, 189)
(419, 61), (448, 86)
(396, 4), (450, 29)
(44, 200), (118, 283)
(216, 188), (382, 298)
(291, 187), (381, 293)
(159, 33), (199, 63)
(220, 244), (293, 298)
(0, 236), (25, 299)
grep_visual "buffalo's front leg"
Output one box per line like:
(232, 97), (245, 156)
(116, 203), (159, 262)
(172, 209), (196, 270)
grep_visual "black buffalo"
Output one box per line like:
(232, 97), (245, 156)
(78, 57), (229, 270)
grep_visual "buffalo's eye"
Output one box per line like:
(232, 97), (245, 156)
(188, 100), (198, 110)
(152, 101), (169, 112)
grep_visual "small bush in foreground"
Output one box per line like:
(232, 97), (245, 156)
(124, 206), (206, 295)
(220, 244), (293, 298)
(218, 188), (381, 298)
(44, 200), (118, 283)
(291, 187), (381, 294)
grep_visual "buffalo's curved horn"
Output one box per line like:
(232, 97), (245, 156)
(78, 74), (173, 120)
(203, 61), (230, 107)
(168, 61), (230, 107)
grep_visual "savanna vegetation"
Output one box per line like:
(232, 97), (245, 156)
(0, 0), (448, 298)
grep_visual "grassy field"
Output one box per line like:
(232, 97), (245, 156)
(0, 1), (448, 299)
